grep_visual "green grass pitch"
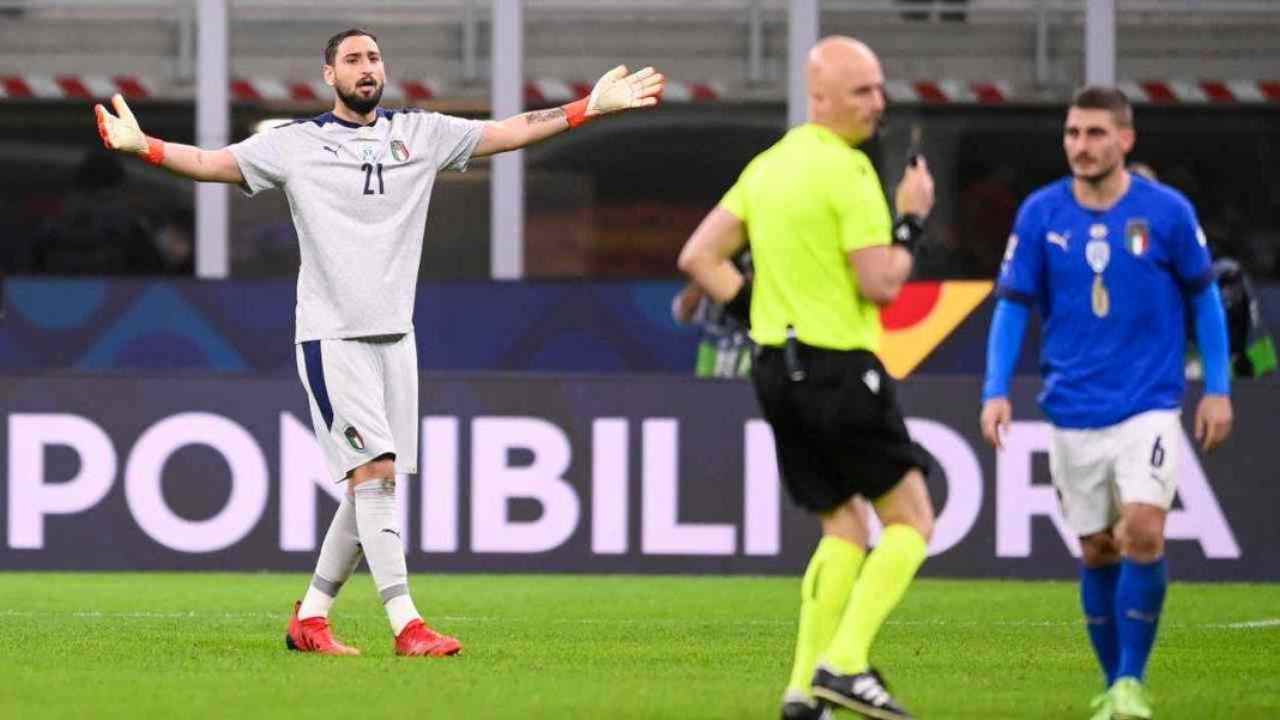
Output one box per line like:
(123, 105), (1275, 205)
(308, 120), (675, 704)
(1, 573), (1276, 719)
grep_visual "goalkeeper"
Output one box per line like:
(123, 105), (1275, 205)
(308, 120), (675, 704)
(95, 28), (663, 658)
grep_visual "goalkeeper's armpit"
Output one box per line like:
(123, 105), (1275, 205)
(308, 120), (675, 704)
(94, 93), (164, 165)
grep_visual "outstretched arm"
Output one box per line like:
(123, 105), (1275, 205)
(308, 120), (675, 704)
(95, 94), (243, 184)
(472, 65), (664, 158)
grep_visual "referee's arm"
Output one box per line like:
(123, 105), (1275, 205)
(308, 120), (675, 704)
(849, 157), (934, 306)
(848, 245), (913, 306)
(677, 206), (748, 303)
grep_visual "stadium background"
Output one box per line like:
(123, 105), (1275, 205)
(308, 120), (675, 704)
(1, 2), (1277, 719)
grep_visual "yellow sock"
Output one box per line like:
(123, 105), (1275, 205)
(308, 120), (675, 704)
(821, 524), (927, 674)
(786, 535), (865, 697)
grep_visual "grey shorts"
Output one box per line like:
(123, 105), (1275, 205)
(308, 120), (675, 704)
(295, 332), (419, 482)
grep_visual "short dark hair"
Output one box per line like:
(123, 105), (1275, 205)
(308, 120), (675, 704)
(324, 29), (377, 65)
(1070, 85), (1133, 128)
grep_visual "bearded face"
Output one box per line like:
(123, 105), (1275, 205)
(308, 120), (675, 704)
(337, 73), (383, 115)
(325, 34), (385, 116)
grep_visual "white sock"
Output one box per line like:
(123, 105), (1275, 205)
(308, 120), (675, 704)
(385, 594), (421, 636)
(354, 478), (421, 635)
(299, 492), (362, 619)
(298, 586), (335, 620)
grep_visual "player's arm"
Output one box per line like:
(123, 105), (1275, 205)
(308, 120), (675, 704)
(1190, 282), (1232, 451)
(979, 300), (1030, 450)
(1167, 202), (1233, 451)
(676, 207), (749, 323)
(472, 65), (665, 158)
(979, 197), (1046, 451)
(94, 94), (243, 184)
(849, 157), (934, 305)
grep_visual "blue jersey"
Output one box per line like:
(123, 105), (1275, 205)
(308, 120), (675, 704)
(997, 175), (1213, 428)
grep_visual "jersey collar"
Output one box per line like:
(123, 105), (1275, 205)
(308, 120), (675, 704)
(311, 107), (394, 128)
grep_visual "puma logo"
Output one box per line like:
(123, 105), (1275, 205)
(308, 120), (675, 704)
(380, 528), (401, 539)
(322, 145), (339, 157)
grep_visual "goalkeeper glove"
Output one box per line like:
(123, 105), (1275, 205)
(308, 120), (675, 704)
(563, 65), (665, 129)
(94, 94), (165, 165)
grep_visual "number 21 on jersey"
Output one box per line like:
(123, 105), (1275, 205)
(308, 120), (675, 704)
(361, 163), (385, 195)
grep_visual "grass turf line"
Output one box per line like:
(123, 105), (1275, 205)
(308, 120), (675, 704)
(0, 574), (1276, 719)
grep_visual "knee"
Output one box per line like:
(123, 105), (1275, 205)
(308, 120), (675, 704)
(1080, 532), (1120, 567)
(349, 455), (396, 487)
(880, 505), (934, 544)
(899, 471), (934, 542)
(1117, 506), (1166, 561)
(1120, 523), (1164, 561)
(819, 498), (872, 549)
(826, 524), (866, 549)
(875, 470), (935, 543)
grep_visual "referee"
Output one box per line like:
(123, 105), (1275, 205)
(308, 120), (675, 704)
(678, 36), (934, 720)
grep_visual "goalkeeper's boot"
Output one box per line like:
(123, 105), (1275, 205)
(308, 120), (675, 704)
(394, 618), (462, 657)
(1110, 677), (1153, 720)
(285, 601), (360, 656)
(780, 695), (833, 720)
(812, 665), (913, 720)
(1088, 690), (1113, 720)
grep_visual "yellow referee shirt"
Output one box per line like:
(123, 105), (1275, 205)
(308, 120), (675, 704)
(719, 123), (892, 352)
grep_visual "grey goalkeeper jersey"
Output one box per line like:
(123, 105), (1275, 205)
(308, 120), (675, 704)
(228, 108), (485, 342)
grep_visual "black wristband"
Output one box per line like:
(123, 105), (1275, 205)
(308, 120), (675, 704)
(892, 213), (926, 253)
(722, 280), (752, 327)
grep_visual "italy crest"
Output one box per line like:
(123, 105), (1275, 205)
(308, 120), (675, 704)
(1126, 218), (1151, 256)
(390, 139), (410, 162)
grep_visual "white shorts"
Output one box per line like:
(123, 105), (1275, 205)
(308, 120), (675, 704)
(295, 332), (419, 483)
(1048, 409), (1181, 536)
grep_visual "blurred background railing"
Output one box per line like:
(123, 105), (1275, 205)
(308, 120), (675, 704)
(1, 1), (1278, 282)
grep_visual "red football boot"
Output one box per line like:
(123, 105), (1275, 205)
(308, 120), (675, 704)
(394, 618), (462, 657)
(285, 601), (360, 656)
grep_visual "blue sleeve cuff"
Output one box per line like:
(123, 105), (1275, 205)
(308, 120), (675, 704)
(982, 299), (1030, 401)
(1192, 282), (1231, 395)
(995, 285), (1035, 306)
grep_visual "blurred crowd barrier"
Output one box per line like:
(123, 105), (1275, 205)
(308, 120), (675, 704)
(2, 1), (1278, 280)
(6, 103), (1280, 281)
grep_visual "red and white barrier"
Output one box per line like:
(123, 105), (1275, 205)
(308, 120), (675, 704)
(2, 74), (1278, 104)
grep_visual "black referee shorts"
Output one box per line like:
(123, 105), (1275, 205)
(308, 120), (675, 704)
(751, 343), (929, 513)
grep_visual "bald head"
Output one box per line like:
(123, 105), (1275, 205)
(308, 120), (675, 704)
(805, 36), (885, 144)
(807, 37), (877, 93)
